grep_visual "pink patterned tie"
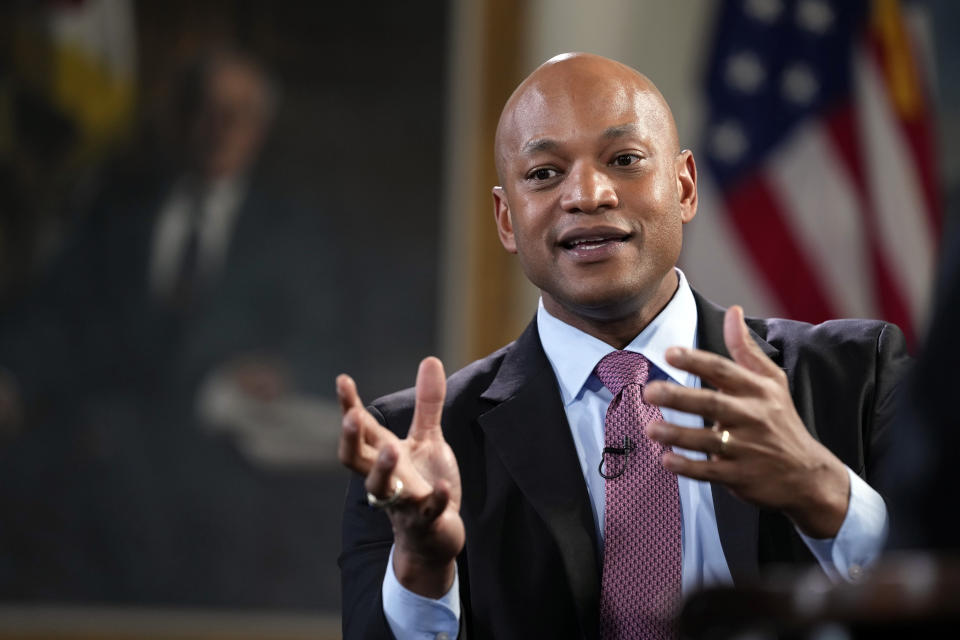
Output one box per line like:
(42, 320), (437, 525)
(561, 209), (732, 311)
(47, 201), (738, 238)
(595, 351), (681, 639)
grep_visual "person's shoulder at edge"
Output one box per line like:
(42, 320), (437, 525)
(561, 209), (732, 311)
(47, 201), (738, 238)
(697, 289), (909, 395)
(695, 288), (905, 352)
(753, 313), (908, 360)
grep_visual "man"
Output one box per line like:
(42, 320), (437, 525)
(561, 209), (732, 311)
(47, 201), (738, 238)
(338, 53), (907, 639)
(56, 48), (337, 430)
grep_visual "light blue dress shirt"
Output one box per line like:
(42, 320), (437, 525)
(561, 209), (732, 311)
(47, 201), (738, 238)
(381, 269), (888, 639)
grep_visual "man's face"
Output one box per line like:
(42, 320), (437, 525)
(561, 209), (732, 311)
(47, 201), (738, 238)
(493, 58), (697, 327)
(190, 62), (269, 180)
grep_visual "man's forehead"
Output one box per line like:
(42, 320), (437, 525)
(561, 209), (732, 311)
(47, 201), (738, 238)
(501, 83), (664, 151)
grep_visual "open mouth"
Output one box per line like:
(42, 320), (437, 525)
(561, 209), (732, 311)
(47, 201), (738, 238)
(561, 236), (630, 250)
(558, 227), (632, 251)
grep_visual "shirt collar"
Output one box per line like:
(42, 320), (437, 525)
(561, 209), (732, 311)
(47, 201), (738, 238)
(536, 268), (699, 406)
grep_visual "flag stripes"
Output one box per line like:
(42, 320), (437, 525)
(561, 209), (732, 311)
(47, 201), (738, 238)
(687, 0), (940, 347)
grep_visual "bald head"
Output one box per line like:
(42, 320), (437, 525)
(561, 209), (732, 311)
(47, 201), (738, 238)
(494, 53), (680, 184)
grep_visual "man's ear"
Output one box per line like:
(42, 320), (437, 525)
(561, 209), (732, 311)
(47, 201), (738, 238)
(676, 149), (698, 224)
(492, 186), (517, 253)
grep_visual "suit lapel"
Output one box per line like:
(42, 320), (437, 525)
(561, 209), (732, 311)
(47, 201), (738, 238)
(478, 321), (600, 640)
(693, 291), (778, 586)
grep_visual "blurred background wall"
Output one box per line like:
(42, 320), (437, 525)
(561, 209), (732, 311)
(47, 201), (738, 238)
(0, 0), (955, 637)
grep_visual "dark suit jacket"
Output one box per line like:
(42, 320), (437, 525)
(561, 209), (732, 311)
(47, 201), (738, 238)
(339, 292), (909, 639)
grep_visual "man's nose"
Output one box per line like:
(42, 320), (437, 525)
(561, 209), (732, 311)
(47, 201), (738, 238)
(560, 163), (618, 213)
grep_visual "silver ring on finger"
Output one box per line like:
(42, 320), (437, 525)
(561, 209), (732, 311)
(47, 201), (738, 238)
(367, 478), (404, 509)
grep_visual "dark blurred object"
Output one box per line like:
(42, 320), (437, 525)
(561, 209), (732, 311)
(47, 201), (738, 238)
(881, 194), (960, 552)
(0, 58), (80, 304)
(679, 553), (960, 639)
(0, 368), (23, 440)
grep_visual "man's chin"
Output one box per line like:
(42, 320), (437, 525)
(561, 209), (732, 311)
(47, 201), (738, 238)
(546, 286), (648, 322)
(544, 270), (677, 323)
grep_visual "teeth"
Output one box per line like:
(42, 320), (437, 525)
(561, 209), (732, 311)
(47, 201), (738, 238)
(570, 238), (614, 248)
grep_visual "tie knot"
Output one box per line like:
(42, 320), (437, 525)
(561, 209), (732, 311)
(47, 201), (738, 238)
(595, 350), (652, 395)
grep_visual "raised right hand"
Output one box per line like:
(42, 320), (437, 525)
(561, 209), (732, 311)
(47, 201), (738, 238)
(336, 356), (464, 598)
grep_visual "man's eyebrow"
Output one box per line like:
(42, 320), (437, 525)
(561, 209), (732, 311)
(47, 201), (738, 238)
(602, 123), (640, 139)
(521, 138), (557, 154)
(520, 124), (640, 154)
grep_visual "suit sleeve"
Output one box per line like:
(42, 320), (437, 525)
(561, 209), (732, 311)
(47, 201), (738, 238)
(795, 322), (910, 580)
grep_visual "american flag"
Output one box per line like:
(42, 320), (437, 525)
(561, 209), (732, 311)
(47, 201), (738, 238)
(682, 0), (941, 346)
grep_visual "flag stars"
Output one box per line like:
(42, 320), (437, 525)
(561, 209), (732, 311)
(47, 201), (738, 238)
(743, 0), (784, 24)
(796, 0), (835, 35)
(710, 120), (749, 164)
(781, 63), (820, 105)
(725, 51), (767, 94)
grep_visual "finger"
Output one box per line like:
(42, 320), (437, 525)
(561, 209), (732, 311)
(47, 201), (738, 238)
(643, 381), (759, 425)
(336, 374), (362, 415)
(644, 382), (751, 424)
(338, 408), (363, 468)
(417, 480), (451, 524)
(723, 305), (780, 377)
(663, 346), (764, 395)
(647, 421), (735, 457)
(365, 445), (400, 500)
(410, 357), (447, 441)
(661, 450), (736, 483)
(338, 406), (392, 474)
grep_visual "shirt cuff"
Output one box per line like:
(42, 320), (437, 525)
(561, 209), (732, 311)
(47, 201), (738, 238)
(382, 545), (461, 640)
(798, 466), (888, 583)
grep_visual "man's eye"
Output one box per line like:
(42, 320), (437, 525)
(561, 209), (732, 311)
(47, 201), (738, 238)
(611, 154), (640, 167)
(528, 167), (558, 181)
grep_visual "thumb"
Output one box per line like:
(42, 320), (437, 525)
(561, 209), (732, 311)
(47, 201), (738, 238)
(409, 356), (447, 441)
(723, 305), (776, 375)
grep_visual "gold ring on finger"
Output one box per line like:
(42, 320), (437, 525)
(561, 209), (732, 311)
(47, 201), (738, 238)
(717, 429), (731, 456)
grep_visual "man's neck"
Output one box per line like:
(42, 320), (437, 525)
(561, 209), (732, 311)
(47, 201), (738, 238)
(542, 271), (680, 349)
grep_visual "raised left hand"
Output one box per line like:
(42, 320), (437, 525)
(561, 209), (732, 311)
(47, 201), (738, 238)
(643, 305), (850, 539)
